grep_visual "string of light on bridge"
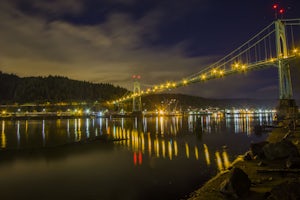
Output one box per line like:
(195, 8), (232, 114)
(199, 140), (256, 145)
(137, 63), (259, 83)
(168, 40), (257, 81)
(109, 18), (300, 105)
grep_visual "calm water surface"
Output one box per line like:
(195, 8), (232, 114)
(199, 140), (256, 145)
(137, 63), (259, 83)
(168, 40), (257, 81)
(0, 113), (273, 200)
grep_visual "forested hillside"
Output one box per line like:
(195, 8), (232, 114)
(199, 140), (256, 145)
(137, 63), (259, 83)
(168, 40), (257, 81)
(0, 71), (127, 104)
(142, 93), (278, 110)
(0, 71), (280, 109)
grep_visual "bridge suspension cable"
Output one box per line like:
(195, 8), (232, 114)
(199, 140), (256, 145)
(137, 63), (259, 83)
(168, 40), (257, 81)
(110, 19), (300, 105)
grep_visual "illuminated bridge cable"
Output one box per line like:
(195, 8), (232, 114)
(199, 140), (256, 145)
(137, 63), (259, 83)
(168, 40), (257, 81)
(268, 30), (273, 58)
(186, 23), (276, 79)
(188, 29), (275, 80)
(209, 22), (274, 66)
(111, 19), (300, 104)
(291, 25), (295, 49)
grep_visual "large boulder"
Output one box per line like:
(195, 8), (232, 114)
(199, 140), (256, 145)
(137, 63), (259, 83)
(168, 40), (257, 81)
(219, 167), (251, 198)
(262, 140), (299, 160)
(250, 141), (269, 159)
(267, 180), (300, 200)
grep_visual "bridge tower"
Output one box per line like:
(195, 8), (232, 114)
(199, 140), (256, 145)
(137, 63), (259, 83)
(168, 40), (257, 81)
(275, 20), (298, 119)
(132, 75), (142, 114)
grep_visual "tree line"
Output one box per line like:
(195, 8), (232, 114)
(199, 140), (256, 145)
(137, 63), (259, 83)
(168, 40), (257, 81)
(0, 71), (127, 104)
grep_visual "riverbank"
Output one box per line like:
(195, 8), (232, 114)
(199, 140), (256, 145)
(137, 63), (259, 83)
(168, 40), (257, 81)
(187, 118), (300, 200)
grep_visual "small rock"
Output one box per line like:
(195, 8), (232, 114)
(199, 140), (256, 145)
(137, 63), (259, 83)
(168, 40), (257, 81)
(257, 161), (267, 166)
(243, 151), (252, 161)
(286, 157), (300, 169)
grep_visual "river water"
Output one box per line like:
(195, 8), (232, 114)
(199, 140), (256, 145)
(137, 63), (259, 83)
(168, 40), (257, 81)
(0, 113), (273, 200)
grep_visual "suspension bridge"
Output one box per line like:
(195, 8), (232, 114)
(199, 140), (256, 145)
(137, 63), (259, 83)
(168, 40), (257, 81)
(110, 19), (300, 117)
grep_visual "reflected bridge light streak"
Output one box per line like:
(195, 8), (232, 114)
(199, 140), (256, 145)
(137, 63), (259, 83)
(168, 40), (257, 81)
(148, 132), (152, 156)
(215, 151), (224, 172)
(122, 129), (126, 140)
(174, 140), (178, 157)
(195, 146), (199, 160)
(185, 142), (190, 159)
(168, 140), (173, 160)
(138, 151), (142, 165)
(222, 150), (231, 169)
(42, 120), (46, 147)
(203, 144), (211, 166)
(25, 120), (28, 137)
(154, 137), (160, 157)
(67, 119), (70, 138)
(162, 140), (166, 158)
(133, 151), (143, 166)
(1, 121), (6, 149)
(141, 133), (145, 153)
(127, 130), (131, 148)
(133, 152), (137, 165)
(17, 120), (20, 147)
(160, 117), (164, 135)
(86, 118), (90, 138)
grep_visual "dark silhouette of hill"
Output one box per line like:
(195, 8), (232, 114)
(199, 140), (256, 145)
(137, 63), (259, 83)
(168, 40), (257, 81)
(0, 71), (287, 109)
(142, 93), (278, 110)
(0, 71), (127, 104)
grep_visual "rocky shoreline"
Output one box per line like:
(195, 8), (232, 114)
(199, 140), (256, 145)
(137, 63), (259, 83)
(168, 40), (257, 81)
(187, 118), (300, 200)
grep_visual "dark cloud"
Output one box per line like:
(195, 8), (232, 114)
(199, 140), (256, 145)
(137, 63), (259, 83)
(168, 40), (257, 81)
(0, 0), (299, 99)
(30, 0), (84, 15)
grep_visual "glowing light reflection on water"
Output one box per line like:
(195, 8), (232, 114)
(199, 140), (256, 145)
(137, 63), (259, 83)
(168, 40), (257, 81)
(0, 113), (273, 200)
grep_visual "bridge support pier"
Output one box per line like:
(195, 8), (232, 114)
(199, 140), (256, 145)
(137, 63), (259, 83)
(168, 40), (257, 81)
(275, 20), (298, 119)
(132, 75), (142, 117)
(277, 99), (298, 120)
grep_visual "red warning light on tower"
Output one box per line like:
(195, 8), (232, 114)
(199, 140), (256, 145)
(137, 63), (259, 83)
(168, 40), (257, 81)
(272, 3), (285, 19)
(279, 8), (284, 14)
(132, 75), (141, 80)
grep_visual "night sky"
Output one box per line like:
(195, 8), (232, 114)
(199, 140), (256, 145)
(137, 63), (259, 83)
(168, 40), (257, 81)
(0, 0), (300, 99)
